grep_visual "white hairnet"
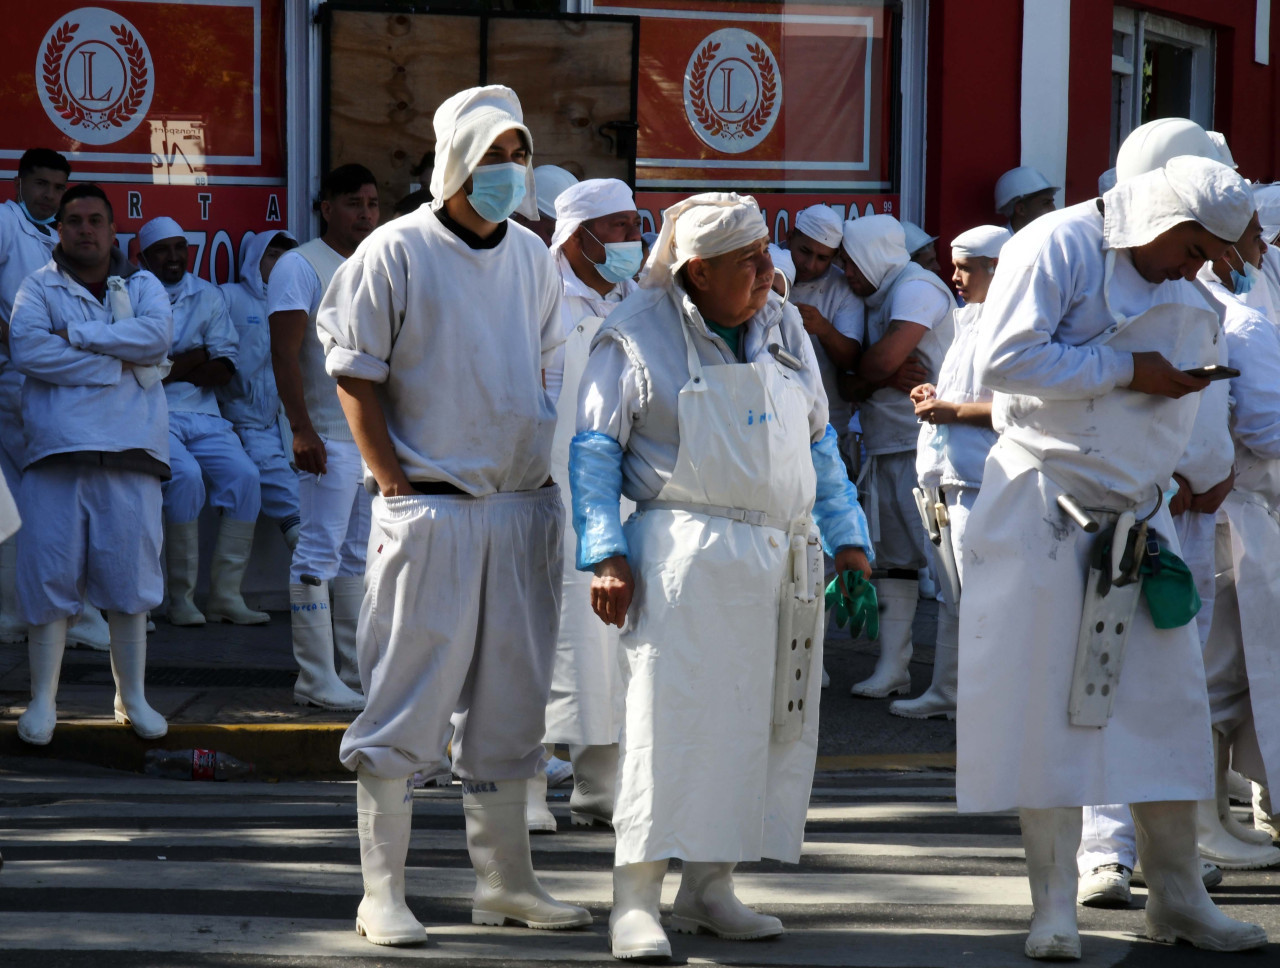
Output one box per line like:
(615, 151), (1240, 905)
(1207, 131), (1237, 169)
(1098, 168), (1117, 195)
(840, 215), (909, 289)
(951, 225), (1012, 260)
(549, 178), (636, 253)
(429, 85), (538, 219)
(995, 166), (1057, 214)
(901, 220), (938, 256)
(1115, 117), (1218, 182)
(138, 216), (184, 253)
(1103, 155), (1254, 250)
(1253, 183), (1280, 244)
(767, 243), (796, 288)
(639, 192), (768, 290)
(534, 165), (578, 219)
(793, 204), (843, 248)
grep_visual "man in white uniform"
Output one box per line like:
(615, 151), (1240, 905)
(218, 230), (301, 548)
(575, 192), (873, 960)
(0, 149), (112, 651)
(995, 165), (1059, 234)
(890, 225), (1009, 722)
(962, 155), (1267, 958)
(320, 85), (589, 946)
(837, 215), (954, 698)
(138, 218), (267, 629)
(269, 164), (379, 710)
(11, 184), (172, 745)
(532, 177), (641, 833)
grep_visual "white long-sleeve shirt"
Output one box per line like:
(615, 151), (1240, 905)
(0, 200), (57, 417)
(163, 273), (239, 416)
(218, 233), (279, 430)
(320, 207), (563, 496)
(544, 252), (635, 405)
(791, 264), (864, 434)
(1215, 275), (1280, 502)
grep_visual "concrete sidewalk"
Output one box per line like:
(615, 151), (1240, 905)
(0, 599), (956, 778)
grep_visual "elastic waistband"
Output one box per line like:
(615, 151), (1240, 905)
(392, 482), (560, 505)
(637, 498), (798, 533)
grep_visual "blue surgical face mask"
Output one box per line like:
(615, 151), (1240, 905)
(467, 162), (527, 223)
(583, 227), (643, 284)
(19, 198), (56, 227)
(1230, 246), (1259, 296)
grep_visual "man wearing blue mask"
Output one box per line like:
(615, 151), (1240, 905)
(319, 85), (586, 948)
(529, 178), (641, 834)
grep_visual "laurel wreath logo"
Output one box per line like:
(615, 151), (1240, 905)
(687, 38), (778, 143)
(42, 19), (149, 132)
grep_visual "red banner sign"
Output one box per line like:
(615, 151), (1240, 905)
(637, 192), (898, 242)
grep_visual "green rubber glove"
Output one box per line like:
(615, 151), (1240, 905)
(824, 571), (879, 640)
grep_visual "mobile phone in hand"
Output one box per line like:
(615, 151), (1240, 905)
(1182, 364), (1240, 381)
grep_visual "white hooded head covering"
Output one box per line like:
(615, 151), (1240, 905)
(767, 243), (796, 289)
(138, 216), (184, 254)
(1252, 183), (1280, 244)
(793, 204), (843, 248)
(1098, 168), (1118, 195)
(840, 215), (909, 289)
(238, 229), (297, 299)
(534, 165), (578, 219)
(901, 220), (938, 256)
(639, 192), (768, 290)
(995, 166), (1057, 214)
(1207, 131), (1237, 169)
(1103, 155), (1254, 250)
(429, 85), (538, 219)
(549, 178), (637, 253)
(1115, 117), (1218, 183)
(951, 225), (1012, 260)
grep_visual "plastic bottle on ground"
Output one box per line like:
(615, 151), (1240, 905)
(144, 748), (256, 781)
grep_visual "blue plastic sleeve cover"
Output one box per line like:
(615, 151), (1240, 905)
(569, 430), (629, 571)
(811, 423), (875, 562)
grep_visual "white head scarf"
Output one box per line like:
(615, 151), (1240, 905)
(840, 215), (909, 289)
(639, 192), (768, 290)
(793, 204), (843, 248)
(994, 166), (1057, 214)
(950, 225), (1012, 260)
(900, 220), (938, 256)
(549, 178), (637, 253)
(1207, 131), (1237, 169)
(534, 165), (578, 219)
(1115, 117), (1218, 183)
(767, 243), (796, 288)
(1252, 183), (1280, 244)
(1103, 155), (1254, 250)
(429, 85), (538, 219)
(138, 216), (184, 254)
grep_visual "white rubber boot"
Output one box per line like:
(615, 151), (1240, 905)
(462, 779), (592, 928)
(889, 604), (957, 720)
(526, 767), (558, 834)
(670, 861), (782, 939)
(205, 518), (270, 625)
(1213, 734), (1276, 848)
(569, 743), (618, 828)
(1019, 806), (1082, 960)
(17, 619), (67, 746)
(1255, 783), (1278, 842)
(164, 520), (206, 626)
(1196, 733), (1280, 869)
(66, 603), (111, 651)
(291, 581), (365, 710)
(355, 772), (427, 946)
(330, 575), (365, 692)
(0, 538), (27, 644)
(850, 578), (916, 698)
(1133, 799), (1268, 950)
(107, 612), (168, 740)
(610, 860), (670, 960)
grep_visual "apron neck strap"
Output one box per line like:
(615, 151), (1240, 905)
(678, 303), (707, 386)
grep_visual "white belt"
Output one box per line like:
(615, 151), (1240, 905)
(637, 499), (795, 533)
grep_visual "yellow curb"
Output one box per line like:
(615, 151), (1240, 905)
(0, 721), (350, 779)
(816, 752), (955, 771)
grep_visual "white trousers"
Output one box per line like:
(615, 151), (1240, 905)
(233, 421), (299, 526)
(861, 451), (930, 572)
(163, 411), (261, 523)
(291, 437), (369, 583)
(17, 463), (164, 623)
(1078, 802), (1137, 873)
(339, 486), (564, 781)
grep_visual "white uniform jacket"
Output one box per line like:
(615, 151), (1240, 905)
(163, 273), (239, 416)
(218, 233), (280, 430)
(543, 252), (635, 406)
(0, 200), (57, 429)
(790, 263), (865, 434)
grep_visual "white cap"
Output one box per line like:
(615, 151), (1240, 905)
(950, 225), (1012, 260)
(1207, 131), (1237, 169)
(549, 178), (635, 252)
(138, 216), (184, 253)
(793, 204), (844, 248)
(1103, 155), (1254, 250)
(534, 165), (578, 219)
(1115, 117), (1219, 182)
(900, 220), (938, 256)
(1253, 183), (1280, 244)
(994, 166), (1058, 214)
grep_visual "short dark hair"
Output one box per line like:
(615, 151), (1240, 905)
(56, 183), (113, 224)
(317, 164), (377, 205)
(19, 148), (71, 178)
(264, 231), (298, 252)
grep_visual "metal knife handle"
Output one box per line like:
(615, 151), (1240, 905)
(1057, 493), (1100, 533)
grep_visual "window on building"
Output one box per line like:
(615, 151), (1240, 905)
(1111, 7), (1215, 162)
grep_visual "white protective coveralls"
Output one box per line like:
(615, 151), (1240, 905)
(218, 230), (300, 534)
(958, 161), (1252, 815)
(541, 179), (637, 773)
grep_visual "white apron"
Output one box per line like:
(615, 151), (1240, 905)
(545, 316), (630, 745)
(957, 273), (1218, 813)
(612, 313), (822, 865)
